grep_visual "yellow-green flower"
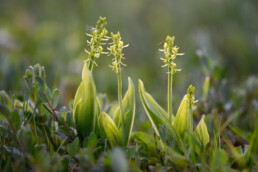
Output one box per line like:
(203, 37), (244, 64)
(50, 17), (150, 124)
(108, 32), (128, 74)
(85, 16), (109, 71)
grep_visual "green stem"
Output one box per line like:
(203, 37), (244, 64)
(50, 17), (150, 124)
(168, 67), (173, 123)
(88, 59), (94, 72)
(188, 101), (193, 133)
(117, 64), (124, 125)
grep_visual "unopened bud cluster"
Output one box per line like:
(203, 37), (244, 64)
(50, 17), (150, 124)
(187, 85), (198, 105)
(108, 32), (128, 74)
(85, 17), (109, 67)
(160, 36), (184, 74)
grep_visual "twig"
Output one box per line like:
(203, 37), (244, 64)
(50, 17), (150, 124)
(39, 114), (57, 148)
(43, 92), (74, 142)
(43, 92), (59, 121)
(7, 119), (24, 154)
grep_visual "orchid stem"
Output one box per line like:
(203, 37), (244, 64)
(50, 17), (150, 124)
(117, 64), (124, 124)
(168, 66), (173, 123)
(88, 58), (94, 72)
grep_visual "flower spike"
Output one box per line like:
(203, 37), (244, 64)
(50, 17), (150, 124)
(109, 31), (129, 125)
(160, 35), (184, 123)
(109, 32), (128, 74)
(160, 36), (184, 74)
(85, 16), (109, 71)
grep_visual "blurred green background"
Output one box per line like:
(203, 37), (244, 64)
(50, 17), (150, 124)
(0, 0), (258, 115)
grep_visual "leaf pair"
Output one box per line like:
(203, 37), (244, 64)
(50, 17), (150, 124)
(73, 63), (99, 140)
(99, 78), (135, 147)
(73, 63), (135, 147)
(138, 80), (209, 152)
(193, 115), (210, 154)
(138, 80), (170, 135)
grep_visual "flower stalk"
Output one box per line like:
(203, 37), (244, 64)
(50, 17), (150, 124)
(168, 70), (173, 122)
(117, 69), (123, 122)
(160, 36), (183, 123)
(109, 32), (129, 124)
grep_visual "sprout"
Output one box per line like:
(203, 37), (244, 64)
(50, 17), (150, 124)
(187, 84), (198, 105)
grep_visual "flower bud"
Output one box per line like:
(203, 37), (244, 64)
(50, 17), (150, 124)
(172, 85), (196, 136)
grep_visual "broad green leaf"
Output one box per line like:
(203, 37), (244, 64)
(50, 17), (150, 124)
(109, 103), (119, 119)
(194, 115), (209, 146)
(64, 110), (74, 127)
(94, 98), (101, 136)
(0, 90), (12, 108)
(35, 75), (45, 88)
(211, 149), (228, 170)
(202, 76), (210, 98)
(134, 132), (151, 145)
(0, 124), (11, 135)
(113, 77), (135, 145)
(0, 104), (11, 118)
(67, 137), (79, 156)
(51, 88), (59, 108)
(73, 63), (97, 139)
(158, 124), (187, 152)
(193, 115), (209, 154)
(9, 110), (21, 131)
(74, 82), (83, 106)
(61, 109), (67, 120)
(138, 79), (170, 135)
(163, 144), (190, 168)
(172, 85), (195, 136)
(98, 112), (123, 147)
(134, 131), (163, 156)
(84, 132), (98, 149)
(173, 96), (190, 136)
